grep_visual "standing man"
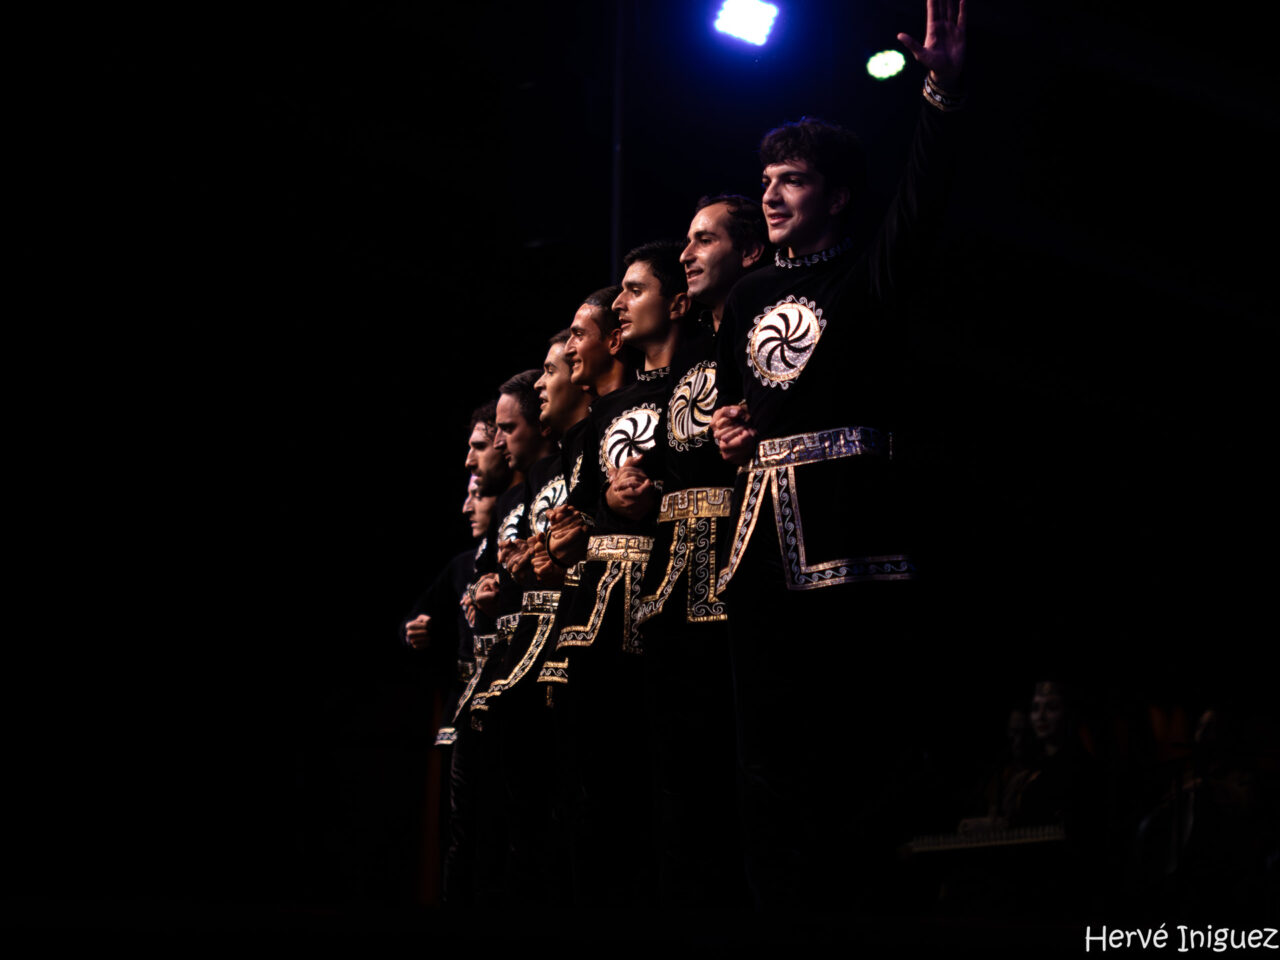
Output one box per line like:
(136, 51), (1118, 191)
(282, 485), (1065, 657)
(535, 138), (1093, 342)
(472, 331), (594, 904)
(709, 0), (968, 911)
(627, 195), (767, 906)
(542, 242), (689, 906)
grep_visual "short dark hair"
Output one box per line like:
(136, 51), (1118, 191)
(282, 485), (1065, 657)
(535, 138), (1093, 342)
(469, 400), (497, 437)
(694, 193), (769, 261)
(498, 369), (542, 428)
(622, 239), (687, 298)
(580, 285), (622, 337)
(549, 328), (571, 347)
(758, 117), (867, 208)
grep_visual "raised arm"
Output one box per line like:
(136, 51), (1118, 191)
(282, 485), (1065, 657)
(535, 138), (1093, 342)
(897, 0), (967, 89)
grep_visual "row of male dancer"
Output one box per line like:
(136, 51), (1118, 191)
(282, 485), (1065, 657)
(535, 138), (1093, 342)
(406, 0), (968, 913)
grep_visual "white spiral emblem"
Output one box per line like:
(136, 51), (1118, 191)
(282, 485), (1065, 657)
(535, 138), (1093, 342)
(569, 453), (582, 492)
(600, 404), (660, 474)
(498, 502), (525, 542)
(747, 296), (825, 389)
(668, 362), (717, 450)
(531, 476), (567, 534)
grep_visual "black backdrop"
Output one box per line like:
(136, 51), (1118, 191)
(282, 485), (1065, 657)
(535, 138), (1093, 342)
(8, 0), (1275, 938)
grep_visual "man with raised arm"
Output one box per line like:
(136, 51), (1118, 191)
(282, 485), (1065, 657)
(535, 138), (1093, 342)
(709, 0), (968, 911)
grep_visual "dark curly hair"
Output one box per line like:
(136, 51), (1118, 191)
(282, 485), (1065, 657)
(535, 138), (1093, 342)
(758, 117), (867, 209)
(580, 285), (622, 337)
(622, 239), (687, 298)
(498, 369), (543, 431)
(469, 399), (497, 438)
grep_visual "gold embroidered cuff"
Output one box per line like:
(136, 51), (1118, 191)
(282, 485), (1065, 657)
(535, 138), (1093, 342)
(923, 74), (965, 112)
(753, 425), (888, 468)
(585, 533), (655, 562)
(658, 486), (732, 522)
(521, 590), (561, 614)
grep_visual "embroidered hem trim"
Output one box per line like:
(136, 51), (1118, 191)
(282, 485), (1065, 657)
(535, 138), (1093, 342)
(718, 425), (913, 592)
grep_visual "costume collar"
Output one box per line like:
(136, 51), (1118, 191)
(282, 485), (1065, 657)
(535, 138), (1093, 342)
(774, 237), (855, 269)
(636, 365), (670, 382)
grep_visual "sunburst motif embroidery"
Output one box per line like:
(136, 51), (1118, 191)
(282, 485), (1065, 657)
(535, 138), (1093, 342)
(498, 502), (525, 542)
(531, 476), (567, 534)
(600, 404), (661, 474)
(747, 296), (826, 389)
(668, 362), (717, 450)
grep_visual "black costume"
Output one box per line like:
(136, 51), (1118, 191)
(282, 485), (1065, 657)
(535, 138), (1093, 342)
(458, 479), (530, 904)
(473, 452), (570, 903)
(633, 320), (746, 905)
(538, 367), (671, 905)
(714, 98), (962, 909)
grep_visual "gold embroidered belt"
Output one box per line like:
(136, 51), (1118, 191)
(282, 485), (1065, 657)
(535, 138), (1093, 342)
(657, 486), (732, 522)
(719, 424), (912, 592)
(556, 534), (655, 656)
(564, 560), (584, 588)
(585, 534), (654, 562)
(521, 590), (561, 614)
(753, 424), (889, 468)
(636, 487), (732, 625)
(473, 632), (497, 658)
(475, 597), (560, 711)
(496, 613), (520, 642)
(448, 641), (495, 734)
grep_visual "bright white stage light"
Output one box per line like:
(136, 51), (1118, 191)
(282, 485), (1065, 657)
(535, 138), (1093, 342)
(714, 0), (779, 46)
(866, 49), (906, 80)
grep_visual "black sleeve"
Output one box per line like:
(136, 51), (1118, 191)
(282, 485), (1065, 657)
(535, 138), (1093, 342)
(865, 100), (965, 308)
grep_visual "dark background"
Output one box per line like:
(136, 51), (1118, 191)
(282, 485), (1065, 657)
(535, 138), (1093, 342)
(9, 0), (1275, 939)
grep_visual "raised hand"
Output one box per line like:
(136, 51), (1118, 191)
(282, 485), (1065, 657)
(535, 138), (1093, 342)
(897, 0), (966, 88)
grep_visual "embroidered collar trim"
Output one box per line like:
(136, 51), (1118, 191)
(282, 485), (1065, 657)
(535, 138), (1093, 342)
(774, 237), (855, 269)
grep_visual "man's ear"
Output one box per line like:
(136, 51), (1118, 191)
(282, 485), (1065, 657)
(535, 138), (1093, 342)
(827, 185), (850, 217)
(741, 242), (766, 269)
(605, 327), (624, 357)
(668, 291), (690, 321)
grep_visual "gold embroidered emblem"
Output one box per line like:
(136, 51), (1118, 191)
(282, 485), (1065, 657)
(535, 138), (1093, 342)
(600, 404), (660, 476)
(668, 361), (717, 450)
(747, 296), (825, 389)
(498, 502), (525, 542)
(531, 476), (567, 534)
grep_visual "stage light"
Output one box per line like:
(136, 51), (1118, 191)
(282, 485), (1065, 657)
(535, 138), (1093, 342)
(866, 49), (906, 80)
(714, 0), (778, 46)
